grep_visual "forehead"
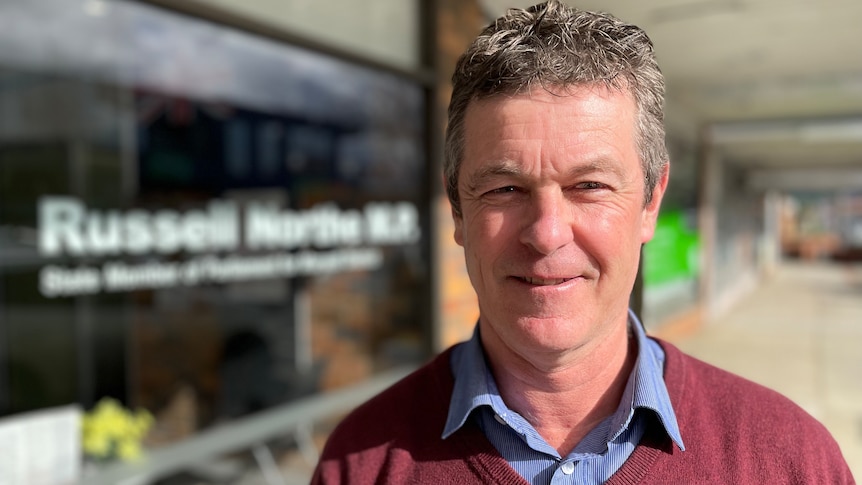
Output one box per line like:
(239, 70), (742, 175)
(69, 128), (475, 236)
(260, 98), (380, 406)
(461, 85), (639, 166)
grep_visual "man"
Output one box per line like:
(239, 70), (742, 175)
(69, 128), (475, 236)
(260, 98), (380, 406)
(312, 1), (854, 483)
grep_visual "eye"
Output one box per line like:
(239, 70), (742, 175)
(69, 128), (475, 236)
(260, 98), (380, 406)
(576, 181), (607, 190)
(487, 186), (517, 195)
(479, 185), (525, 204)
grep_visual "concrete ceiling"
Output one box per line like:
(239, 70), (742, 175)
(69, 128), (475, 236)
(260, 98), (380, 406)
(478, 0), (862, 173)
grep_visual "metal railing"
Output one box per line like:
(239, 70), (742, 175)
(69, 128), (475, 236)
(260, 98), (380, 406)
(83, 365), (414, 485)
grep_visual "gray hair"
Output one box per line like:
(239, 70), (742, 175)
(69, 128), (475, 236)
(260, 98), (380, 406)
(444, 0), (668, 217)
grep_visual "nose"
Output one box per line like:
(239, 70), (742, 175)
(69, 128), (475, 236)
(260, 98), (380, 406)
(519, 190), (573, 255)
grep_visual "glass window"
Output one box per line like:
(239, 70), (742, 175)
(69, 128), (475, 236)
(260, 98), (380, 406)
(0, 0), (430, 474)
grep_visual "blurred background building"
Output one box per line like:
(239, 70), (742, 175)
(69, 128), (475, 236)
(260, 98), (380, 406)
(0, 0), (859, 483)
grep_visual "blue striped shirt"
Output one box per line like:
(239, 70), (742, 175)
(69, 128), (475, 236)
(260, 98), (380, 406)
(442, 310), (685, 484)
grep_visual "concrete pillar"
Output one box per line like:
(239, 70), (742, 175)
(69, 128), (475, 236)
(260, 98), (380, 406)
(697, 131), (721, 322)
(761, 190), (783, 276)
(433, 0), (485, 350)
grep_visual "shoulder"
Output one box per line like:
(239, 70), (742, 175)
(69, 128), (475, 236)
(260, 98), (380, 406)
(658, 338), (816, 423)
(655, 339), (853, 482)
(312, 347), (458, 482)
(326, 348), (454, 451)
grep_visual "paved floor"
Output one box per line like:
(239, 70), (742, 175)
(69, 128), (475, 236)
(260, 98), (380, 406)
(666, 261), (862, 480)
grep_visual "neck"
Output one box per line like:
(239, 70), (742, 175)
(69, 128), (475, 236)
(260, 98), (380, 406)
(481, 317), (636, 455)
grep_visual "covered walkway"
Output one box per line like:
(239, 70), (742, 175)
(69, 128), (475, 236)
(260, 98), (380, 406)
(665, 262), (862, 478)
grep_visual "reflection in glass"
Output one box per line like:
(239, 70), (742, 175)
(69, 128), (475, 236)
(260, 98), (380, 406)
(0, 1), (429, 476)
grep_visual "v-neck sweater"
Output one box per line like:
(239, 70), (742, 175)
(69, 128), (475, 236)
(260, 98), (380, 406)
(312, 339), (854, 484)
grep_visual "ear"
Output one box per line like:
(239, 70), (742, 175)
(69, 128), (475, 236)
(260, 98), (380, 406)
(452, 204), (465, 247)
(640, 163), (670, 243)
(445, 172), (468, 247)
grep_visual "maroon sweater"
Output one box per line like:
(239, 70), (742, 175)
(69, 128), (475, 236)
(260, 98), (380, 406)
(313, 340), (854, 484)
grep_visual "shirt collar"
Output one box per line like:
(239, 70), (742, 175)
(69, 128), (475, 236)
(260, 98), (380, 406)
(442, 310), (685, 451)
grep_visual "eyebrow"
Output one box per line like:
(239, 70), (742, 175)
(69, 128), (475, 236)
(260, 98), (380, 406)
(462, 161), (522, 194)
(462, 157), (627, 193)
(567, 158), (627, 178)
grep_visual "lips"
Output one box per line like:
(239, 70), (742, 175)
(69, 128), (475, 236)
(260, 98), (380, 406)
(519, 276), (574, 286)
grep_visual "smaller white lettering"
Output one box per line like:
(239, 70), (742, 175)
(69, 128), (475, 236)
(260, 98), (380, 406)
(39, 265), (101, 298)
(36, 249), (386, 297)
(102, 261), (179, 292)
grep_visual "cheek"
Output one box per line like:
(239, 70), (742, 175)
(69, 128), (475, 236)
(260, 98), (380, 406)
(463, 208), (507, 240)
(475, 213), (517, 252)
(576, 207), (644, 256)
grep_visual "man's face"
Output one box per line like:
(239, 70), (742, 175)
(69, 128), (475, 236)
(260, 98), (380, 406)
(453, 85), (667, 363)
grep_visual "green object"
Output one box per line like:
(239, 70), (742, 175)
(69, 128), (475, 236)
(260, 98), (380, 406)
(644, 211), (700, 287)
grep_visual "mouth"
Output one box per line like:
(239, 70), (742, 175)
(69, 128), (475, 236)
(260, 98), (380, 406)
(517, 276), (575, 286)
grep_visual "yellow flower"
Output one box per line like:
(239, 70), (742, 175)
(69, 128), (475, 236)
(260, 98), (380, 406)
(116, 439), (143, 461)
(82, 397), (154, 462)
(82, 432), (111, 458)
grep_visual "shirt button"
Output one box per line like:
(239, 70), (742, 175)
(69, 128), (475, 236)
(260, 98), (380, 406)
(494, 414), (507, 425)
(560, 461), (575, 475)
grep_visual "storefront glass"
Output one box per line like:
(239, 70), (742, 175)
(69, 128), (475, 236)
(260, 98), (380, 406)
(0, 0), (429, 455)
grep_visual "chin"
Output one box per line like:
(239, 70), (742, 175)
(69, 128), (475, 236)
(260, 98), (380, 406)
(512, 315), (591, 345)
